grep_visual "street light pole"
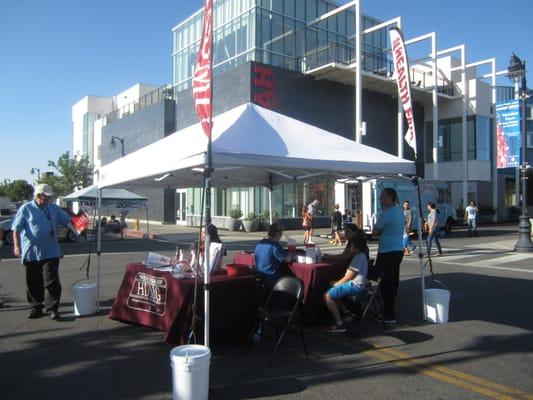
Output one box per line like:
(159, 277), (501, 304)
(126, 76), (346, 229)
(30, 167), (41, 181)
(508, 53), (533, 252)
(110, 136), (125, 157)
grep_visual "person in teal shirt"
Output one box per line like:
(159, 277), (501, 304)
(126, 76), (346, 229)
(12, 184), (74, 320)
(372, 188), (404, 324)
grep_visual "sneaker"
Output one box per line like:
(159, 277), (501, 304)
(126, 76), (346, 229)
(342, 312), (356, 323)
(27, 307), (44, 319)
(374, 315), (397, 324)
(49, 310), (60, 321)
(327, 322), (346, 333)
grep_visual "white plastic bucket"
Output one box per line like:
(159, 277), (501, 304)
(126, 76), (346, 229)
(425, 288), (451, 324)
(73, 282), (97, 316)
(170, 345), (211, 400)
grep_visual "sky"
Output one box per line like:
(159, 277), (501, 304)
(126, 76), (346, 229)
(1, 0), (531, 185)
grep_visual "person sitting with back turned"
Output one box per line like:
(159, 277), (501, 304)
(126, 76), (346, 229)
(324, 228), (369, 333)
(254, 223), (291, 289)
(322, 223), (359, 264)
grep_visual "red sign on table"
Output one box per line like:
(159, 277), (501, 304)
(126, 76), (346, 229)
(127, 272), (168, 316)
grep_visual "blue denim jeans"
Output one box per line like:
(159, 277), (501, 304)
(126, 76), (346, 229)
(467, 218), (477, 235)
(427, 231), (442, 254)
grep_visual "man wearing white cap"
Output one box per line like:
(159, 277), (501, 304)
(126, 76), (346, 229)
(11, 184), (74, 320)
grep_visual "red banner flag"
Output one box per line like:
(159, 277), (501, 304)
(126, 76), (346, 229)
(192, 0), (214, 138)
(389, 27), (417, 155)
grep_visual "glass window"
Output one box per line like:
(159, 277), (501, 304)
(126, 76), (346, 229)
(295, 0), (305, 20)
(476, 116), (490, 160)
(272, 0), (283, 13)
(284, 0), (295, 18)
(306, 0), (317, 22)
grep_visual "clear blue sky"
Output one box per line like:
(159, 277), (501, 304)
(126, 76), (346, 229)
(1, 0), (531, 184)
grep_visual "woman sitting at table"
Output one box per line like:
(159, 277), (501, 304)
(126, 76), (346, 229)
(190, 224), (226, 263)
(322, 223), (359, 264)
(254, 223), (291, 289)
(324, 228), (369, 333)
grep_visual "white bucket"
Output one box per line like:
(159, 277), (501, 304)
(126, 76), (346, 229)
(73, 282), (97, 316)
(170, 345), (211, 400)
(425, 288), (451, 324)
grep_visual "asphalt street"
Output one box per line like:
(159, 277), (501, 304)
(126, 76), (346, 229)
(0, 223), (532, 399)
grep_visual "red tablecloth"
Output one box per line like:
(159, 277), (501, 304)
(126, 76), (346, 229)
(109, 263), (257, 345)
(286, 260), (347, 322)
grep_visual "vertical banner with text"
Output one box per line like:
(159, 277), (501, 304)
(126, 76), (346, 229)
(192, 0), (214, 137)
(496, 100), (521, 169)
(389, 27), (417, 155)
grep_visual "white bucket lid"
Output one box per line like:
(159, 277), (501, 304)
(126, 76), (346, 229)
(73, 282), (96, 290)
(425, 288), (450, 299)
(170, 345), (211, 366)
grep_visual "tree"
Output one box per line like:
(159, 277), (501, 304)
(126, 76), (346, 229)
(46, 151), (93, 196)
(2, 180), (34, 202)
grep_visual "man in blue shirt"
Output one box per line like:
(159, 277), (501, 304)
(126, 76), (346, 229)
(12, 184), (74, 320)
(372, 188), (404, 325)
(254, 223), (290, 289)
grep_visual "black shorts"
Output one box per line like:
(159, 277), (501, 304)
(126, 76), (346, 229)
(303, 226), (311, 231)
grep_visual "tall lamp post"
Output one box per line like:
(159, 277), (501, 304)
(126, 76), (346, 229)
(30, 167), (41, 181)
(508, 53), (533, 252)
(110, 136), (125, 157)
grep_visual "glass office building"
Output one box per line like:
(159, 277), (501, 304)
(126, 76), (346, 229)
(172, 0), (385, 92)
(171, 0), (387, 220)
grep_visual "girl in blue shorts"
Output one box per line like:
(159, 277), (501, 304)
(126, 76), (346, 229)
(324, 227), (369, 333)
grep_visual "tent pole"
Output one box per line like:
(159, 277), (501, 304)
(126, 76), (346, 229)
(268, 174), (273, 225)
(413, 177), (427, 320)
(146, 207), (150, 239)
(96, 188), (102, 313)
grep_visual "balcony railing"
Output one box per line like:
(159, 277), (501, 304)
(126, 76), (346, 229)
(102, 86), (174, 126)
(298, 42), (455, 96)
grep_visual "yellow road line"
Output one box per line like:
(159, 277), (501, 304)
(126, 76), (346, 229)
(378, 347), (533, 400)
(364, 348), (517, 400)
(311, 330), (533, 400)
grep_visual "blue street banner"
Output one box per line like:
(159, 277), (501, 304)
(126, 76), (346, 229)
(496, 100), (521, 169)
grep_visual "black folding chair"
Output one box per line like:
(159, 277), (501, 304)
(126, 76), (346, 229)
(348, 259), (385, 325)
(246, 276), (308, 367)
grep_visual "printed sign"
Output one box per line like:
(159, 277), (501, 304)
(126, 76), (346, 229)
(127, 272), (168, 316)
(496, 100), (521, 169)
(389, 27), (417, 155)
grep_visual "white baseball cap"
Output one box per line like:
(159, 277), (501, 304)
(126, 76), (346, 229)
(34, 183), (54, 197)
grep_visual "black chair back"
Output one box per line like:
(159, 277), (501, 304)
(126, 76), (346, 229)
(265, 276), (303, 312)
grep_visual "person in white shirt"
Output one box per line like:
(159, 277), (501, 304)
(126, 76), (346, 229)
(464, 200), (479, 237)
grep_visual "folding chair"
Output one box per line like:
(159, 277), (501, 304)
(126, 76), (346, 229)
(347, 259), (384, 323)
(246, 276), (308, 367)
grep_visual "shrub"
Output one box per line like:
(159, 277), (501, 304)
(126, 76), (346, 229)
(245, 212), (260, 221)
(478, 204), (495, 216)
(229, 208), (242, 219)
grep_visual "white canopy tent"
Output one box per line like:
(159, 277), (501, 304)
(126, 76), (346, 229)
(64, 186), (148, 204)
(98, 103), (415, 189)
(64, 185), (148, 312)
(97, 103), (420, 343)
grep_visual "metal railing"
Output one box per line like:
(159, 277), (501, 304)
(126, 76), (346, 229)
(102, 86), (174, 125)
(298, 41), (455, 95)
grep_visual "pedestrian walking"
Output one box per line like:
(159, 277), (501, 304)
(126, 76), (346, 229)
(330, 204), (343, 246)
(426, 202), (443, 256)
(464, 200), (479, 237)
(11, 184), (75, 320)
(372, 188), (404, 325)
(302, 206), (312, 245)
(307, 198), (320, 242)
(402, 200), (415, 255)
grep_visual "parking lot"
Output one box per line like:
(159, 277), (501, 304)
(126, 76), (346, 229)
(1, 223), (532, 399)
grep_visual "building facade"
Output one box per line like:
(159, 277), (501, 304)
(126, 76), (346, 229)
(76, 0), (515, 225)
